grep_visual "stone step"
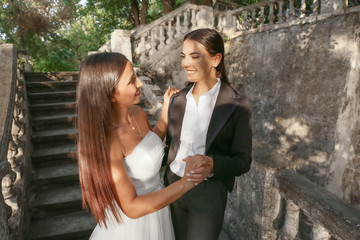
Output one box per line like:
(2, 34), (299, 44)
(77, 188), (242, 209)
(28, 211), (96, 240)
(31, 185), (82, 216)
(24, 72), (79, 82)
(29, 101), (76, 117)
(31, 113), (77, 131)
(26, 81), (77, 93)
(32, 162), (78, 186)
(32, 144), (77, 167)
(28, 90), (76, 104)
(32, 128), (77, 148)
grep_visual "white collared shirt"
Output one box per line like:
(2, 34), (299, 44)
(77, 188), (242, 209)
(170, 79), (221, 177)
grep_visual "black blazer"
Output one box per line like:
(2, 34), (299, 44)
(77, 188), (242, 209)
(164, 82), (252, 192)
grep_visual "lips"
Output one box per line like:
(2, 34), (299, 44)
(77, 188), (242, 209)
(135, 89), (140, 96)
(185, 69), (196, 76)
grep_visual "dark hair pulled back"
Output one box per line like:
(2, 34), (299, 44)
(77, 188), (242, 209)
(183, 28), (229, 85)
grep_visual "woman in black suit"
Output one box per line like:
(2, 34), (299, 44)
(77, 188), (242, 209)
(164, 28), (253, 240)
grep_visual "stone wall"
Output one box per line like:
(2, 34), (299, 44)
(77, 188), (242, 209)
(226, 10), (360, 205)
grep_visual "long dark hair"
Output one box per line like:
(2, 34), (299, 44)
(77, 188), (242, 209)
(76, 52), (128, 226)
(183, 28), (229, 85)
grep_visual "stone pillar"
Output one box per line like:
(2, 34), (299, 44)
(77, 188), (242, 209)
(0, 44), (17, 240)
(196, 6), (214, 29)
(321, 0), (346, 14)
(222, 161), (281, 239)
(0, 44), (17, 142)
(111, 29), (133, 63)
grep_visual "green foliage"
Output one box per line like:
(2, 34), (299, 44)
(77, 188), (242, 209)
(0, 0), (263, 72)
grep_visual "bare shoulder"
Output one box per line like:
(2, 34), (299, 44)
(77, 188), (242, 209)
(130, 105), (147, 117)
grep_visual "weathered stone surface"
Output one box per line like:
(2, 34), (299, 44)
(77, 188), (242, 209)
(0, 44), (17, 152)
(0, 44), (17, 240)
(0, 191), (10, 240)
(222, 11), (360, 239)
(273, 169), (360, 240)
(111, 29), (133, 63)
(226, 11), (360, 197)
(222, 161), (280, 240)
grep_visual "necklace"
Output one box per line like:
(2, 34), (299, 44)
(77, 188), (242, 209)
(114, 113), (143, 137)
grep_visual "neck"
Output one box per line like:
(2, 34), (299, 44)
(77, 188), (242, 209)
(192, 75), (218, 96)
(113, 105), (132, 125)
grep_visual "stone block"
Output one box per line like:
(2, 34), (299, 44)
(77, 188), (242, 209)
(111, 29), (133, 63)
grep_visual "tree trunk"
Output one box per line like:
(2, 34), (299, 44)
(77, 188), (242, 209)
(140, 0), (148, 25)
(131, 0), (140, 27)
(161, 0), (175, 14)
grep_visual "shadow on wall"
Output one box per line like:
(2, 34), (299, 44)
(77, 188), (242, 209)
(227, 12), (360, 204)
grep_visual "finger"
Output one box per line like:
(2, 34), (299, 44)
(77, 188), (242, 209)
(165, 86), (171, 95)
(186, 173), (203, 179)
(196, 160), (209, 167)
(188, 178), (204, 184)
(189, 167), (205, 174)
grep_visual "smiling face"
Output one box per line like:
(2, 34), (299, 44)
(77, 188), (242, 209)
(181, 39), (219, 84)
(111, 61), (143, 107)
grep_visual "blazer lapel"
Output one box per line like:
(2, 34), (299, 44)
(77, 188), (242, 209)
(168, 86), (191, 163)
(206, 83), (237, 153)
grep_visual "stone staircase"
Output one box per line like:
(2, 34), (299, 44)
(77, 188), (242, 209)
(25, 72), (96, 240)
(25, 72), (162, 239)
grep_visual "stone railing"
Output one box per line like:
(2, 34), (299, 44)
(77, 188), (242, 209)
(97, 0), (355, 68)
(272, 169), (360, 240)
(96, 3), (216, 66)
(130, 3), (213, 64)
(224, 0), (321, 34)
(222, 161), (360, 240)
(0, 45), (31, 240)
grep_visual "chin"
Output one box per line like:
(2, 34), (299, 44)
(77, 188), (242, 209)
(187, 76), (197, 83)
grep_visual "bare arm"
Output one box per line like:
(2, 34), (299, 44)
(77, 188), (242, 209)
(152, 86), (179, 140)
(110, 138), (206, 219)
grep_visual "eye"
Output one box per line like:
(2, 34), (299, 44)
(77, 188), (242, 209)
(129, 75), (136, 85)
(181, 55), (185, 58)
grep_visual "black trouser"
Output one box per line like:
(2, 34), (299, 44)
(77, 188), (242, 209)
(165, 169), (228, 240)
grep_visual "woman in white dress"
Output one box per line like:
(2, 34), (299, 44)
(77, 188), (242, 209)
(76, 52), (209, 239)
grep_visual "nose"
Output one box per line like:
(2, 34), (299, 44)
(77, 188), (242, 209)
(182, 56), (190, 68)
(136, 77), (143, 88)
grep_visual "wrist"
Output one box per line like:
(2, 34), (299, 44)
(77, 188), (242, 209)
(179, 176), (194, 191)
(206, 156), (214, 178)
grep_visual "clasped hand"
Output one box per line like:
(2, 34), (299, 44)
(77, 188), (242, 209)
(182, 155), (214, 186)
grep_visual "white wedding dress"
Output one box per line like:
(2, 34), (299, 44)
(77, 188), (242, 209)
(90, 131), (175, 240)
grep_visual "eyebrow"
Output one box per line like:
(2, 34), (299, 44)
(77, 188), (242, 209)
(181, 52), (200, 55)
(127, 74), (136, 84)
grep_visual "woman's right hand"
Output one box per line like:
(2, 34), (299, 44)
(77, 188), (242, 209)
(163, 86), (179, 109)
(153, 86), (179, 140)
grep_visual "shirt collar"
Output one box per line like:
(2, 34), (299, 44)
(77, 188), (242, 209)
(186, 78), (221, 101)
